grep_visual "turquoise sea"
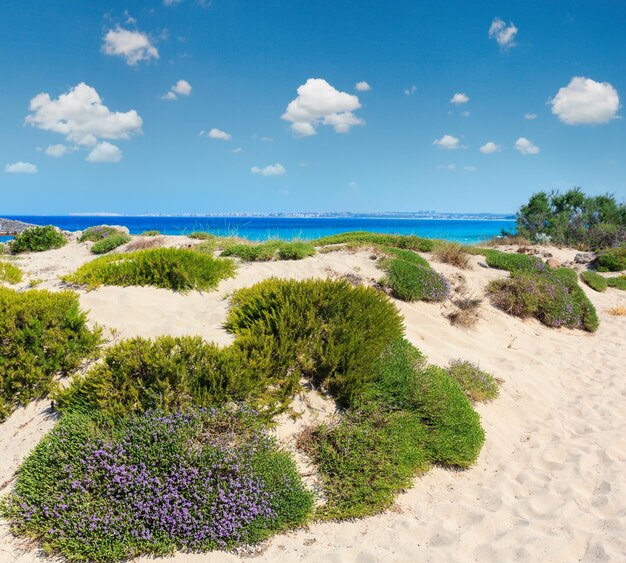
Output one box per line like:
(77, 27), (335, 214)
(2, 216), (515, 244)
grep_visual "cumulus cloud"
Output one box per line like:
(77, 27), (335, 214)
(25, 82), (142, 147)
(450, 93), (469, 104)
(550, 76), (620, 125)
(479, 141), (501, 154)
(4, 161), (38, 174)
(404, 85), (417, 96)
(489, 17), (518, 49)
(251, 163), (286, 176)
(86, 142), (122, 163)
(514, 137), (540, 155)
(44, 144), (69, 158)
(102, 26), (159, 65)
(355, 81), (371, 92)
(433, 134), (461, 150)
(282, 78), (364, 136)
(524, 113), (538, 120)
(162, 79), (192, 101)
(208, 128), (231, 141)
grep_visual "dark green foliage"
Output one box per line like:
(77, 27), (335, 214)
(277, 241), (316, 260)
(221, 241), (315, 261)
(188, 231), (215, 240)
(487, 268), (598, 332)
(0, 287), (101, 420)
(314, 231), (435, 252)
(226, 278), (404, 406)
(90, 233), (131, 255)
(2, 407), (313, 561)
(79, 225), (126, 242)
(607, 275), (626, 291)
(580, 271), (608, 292)
(515, 188), (626, 249)
(0, 261), (23, 284)
(480, 249), (546, 273)
(596, 245), (626, 272)
(381, 256), (449, 302)
(64, 248), (236, 292)
(446, 359), (499, 402)
(141, 230), (160, 236)
(9, 226), (67, 253)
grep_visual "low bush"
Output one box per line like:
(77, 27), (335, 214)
(125, 236), (165, 251)
(487, 268), (598, 332)
(0, 287), (100, 420)
(188, 231), (215, 240)
(64, 248), (236, 292)
(478, 249), (546, 273)
(9, 226), (67, 254)
(314, 231), (435, 252)
(80, 225), (126, 242)
(580, 271), (608, 292)
(141, 230), (160, 236)
(380, 246), (429, 267)
(91, 233), (131, 255)
(607, 275), (626, 291)
(226, 278), (404, 406)
(381, 257), (449, 302)
(0, 261), (23, 284)
(221, 241), (315, 261)
(1, 406), (313, 561)
(446, 359), (499, 402)
(596, 245), (626, 272)
(277, 241), (315, 260)
(433, 241), (470, 269)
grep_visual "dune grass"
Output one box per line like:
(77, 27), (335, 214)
(607, 275), (626, 291)
(314, 231), (435, 252)
(220, 240), (315, 261)
(90, 233), (131, 254)
(433, 241), (471, 269)
(475, 248), (546, 273)
(580, 270), (608, 292)
(0, 261), (23, 284)
(64, 248), (236, 292)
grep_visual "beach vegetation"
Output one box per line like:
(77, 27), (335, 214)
(80, 226), (127, 242)
(314, 231), (435, 252)
(63, 248), (236, 292)
(220, 240), (315, 261)
(90, 233), (131, 255)
(433, 241), (471, 269)
(9, 226), (67, 254)
(580, 271), (608, 292)
(125, 236), (165, 251)
(446, 359), (499, 402)
(141, 230), (161, 236)
(606, 305), (626, 316)
(595, 245), (626, 272)
(380, 254), (449, 302)
(0, 261), (23, 284)
(606, 275), (626, 291)
(476, 248), (546, 273)
(188, 231), (215, 240)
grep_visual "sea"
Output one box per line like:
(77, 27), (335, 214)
(1, 215), (516, 244)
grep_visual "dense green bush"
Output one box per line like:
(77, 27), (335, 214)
(607, 275), (626, 291)
(380, 246), (430, 267)
(79, 225), (127, 242)
(479, 249), (546, 273)
(0, 287), (100, 420)
(221, 241), (315, 261)
(9, 226), (67, 253)
(446, 359), (499, 402)
(0, 261), (23, 284)
(580, 271), (608, 292)
(381, 256), (449, 302)
(90, 233), (131, 254)
(314, 231), (435, 252)
(277, 241), (316, 260)
(1, 406), (313, 561)
(64, 248), (236, 292)
(596, 245), (626, 272)
(488, 268), (598, 332)
(226, 278), (404, 405)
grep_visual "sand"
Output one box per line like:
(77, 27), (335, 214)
(0, 239), (624, 562)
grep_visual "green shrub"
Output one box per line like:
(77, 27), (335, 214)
(446, 359), (499, 402)
(188, 231), (215, 240)
(9, 226), (67, 253)
(90, 233), (131, 254)
(141, 230), (160, 236)
(580, 270), (608, 292)
(314, 231), (435, 252)
(433, 241), (470, 269)
(0, 287), (101, 420)
(191, 240), (218, 255)
(479, 249), (546, 273)
(607, 275), (626, 291)
(487, 269), (598, 332)
(0, 261), (23, 284)
(226, 278), (404, 406)
(380, 246), (429, 267)
(277, 241), (316, 260)
(2, 406), (312, 561)
(221, 242), (279, 261)
(79, 225), (126, 242)
(64, 248), (236, 292)
(381, 257), (449, 302)
(596, 245), (626, 272)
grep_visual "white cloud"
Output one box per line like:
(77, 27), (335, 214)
(260, 136), (273, 142)
(231, 147), (243, 154)
(524, 113), (538, 120)
(162, 79), (192, 101)
(460, 110), (470, 117)
(404, 85), (417, 96)
(4, 161), (38, 174)
(86, 142), (122, 163)
(514, 137), (540, 155)
(436, 164), (456, 171)
(282, 78), (364, 136)
(102, 26), (159, 65)
(44, 144), (68, 158)
(479, 141), (501, 154)
(163, 0), (183, 5)
(464, 165), (477, 172)
(550, 76), (620, 125)
(208, 128), (231, 141)
(251, 163), (286, 176)
(489, 17), (518, 49)
(355, 81), (371, 92)
(433, 134), (461, 150)
(26, 82), (142, 147)
(450, 93), (469, 104)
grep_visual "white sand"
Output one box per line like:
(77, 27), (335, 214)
(1, 241), (625, 562)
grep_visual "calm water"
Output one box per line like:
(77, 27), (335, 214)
(2, 216), (515, 244)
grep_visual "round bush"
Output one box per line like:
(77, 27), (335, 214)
(384, 259), (449, 302)
(10, 226), (67, 253)
(91, 234), (131, 254)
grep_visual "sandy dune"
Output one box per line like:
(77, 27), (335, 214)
(1, 241), (624, 562)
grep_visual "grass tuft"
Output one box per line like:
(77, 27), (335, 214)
(580, 270), (608, 292)
(0, 261), (23, 284)
(446, 359), (499, 402)
(433, 241), (471, 269)
(91, 233), (131, 254)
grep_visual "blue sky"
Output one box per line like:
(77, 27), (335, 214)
(1, 0), (625, 214)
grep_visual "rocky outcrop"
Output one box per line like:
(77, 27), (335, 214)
(0, 218), (37, 234)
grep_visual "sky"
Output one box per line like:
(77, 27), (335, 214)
(1, 0), (625, 215)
